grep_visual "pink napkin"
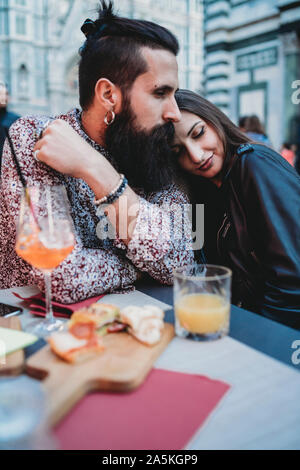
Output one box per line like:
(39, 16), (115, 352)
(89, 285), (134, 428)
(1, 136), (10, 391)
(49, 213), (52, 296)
(54, 368), (230, 450)
(13, 292), (105, 318)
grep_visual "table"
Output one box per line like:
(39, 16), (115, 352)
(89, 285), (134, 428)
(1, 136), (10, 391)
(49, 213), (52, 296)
(1, 282), (300, 450)
(139, 279), (300, 370)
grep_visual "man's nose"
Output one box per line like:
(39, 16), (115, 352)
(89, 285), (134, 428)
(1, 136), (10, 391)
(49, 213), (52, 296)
(162, 98), (181, 123)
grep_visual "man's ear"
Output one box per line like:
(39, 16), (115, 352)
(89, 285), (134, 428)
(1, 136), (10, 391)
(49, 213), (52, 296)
(94, 78), (122, 112)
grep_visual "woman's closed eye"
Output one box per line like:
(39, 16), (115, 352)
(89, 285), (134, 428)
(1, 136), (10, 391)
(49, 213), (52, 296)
(172, 125), (205, 157)
(192, 125), (205, 139)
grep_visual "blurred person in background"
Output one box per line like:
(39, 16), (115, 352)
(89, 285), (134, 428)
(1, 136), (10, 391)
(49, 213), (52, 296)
(0, 82), (19, 167)
(238, 116), (248, 134)
(280, 142), (296, 167)
(242, 114), (272, 147)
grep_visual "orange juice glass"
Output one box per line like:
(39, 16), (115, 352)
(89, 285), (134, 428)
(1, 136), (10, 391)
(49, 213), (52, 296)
(173, 265), (232, 340)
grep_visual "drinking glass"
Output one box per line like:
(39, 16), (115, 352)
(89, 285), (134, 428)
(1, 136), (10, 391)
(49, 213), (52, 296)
(173, 264), (232, 341)
(15, 185), (75, 338)
(0, 376), (56, 450)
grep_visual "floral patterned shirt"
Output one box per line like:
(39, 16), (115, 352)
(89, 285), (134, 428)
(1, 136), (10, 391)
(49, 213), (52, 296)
(0, 109), (194, 303)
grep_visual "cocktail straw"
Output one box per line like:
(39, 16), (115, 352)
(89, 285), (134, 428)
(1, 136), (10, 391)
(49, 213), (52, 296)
(4, 128), (41, 229)
(4, 128), (27, 187)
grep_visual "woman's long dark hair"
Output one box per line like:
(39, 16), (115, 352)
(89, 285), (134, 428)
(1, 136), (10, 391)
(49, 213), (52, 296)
(175, 89), (251, 180)
(174, 90), (252, 263)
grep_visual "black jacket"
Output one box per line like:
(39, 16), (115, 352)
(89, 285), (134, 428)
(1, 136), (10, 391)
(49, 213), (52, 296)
(0, 108), (20, 162)
(192, 143), (300, 329)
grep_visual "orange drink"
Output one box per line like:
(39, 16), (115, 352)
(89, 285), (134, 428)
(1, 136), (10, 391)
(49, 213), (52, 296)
(16, 234), (74, 270)
(173, 265), (232, 340)
(175, 293), (230, 335)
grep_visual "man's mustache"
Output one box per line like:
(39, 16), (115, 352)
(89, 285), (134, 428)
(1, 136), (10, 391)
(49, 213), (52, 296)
(128, 121), (175, 158)
(124, 119), (175, 146)
(150, 121), (175, 143)
(105, 107), (177, 192)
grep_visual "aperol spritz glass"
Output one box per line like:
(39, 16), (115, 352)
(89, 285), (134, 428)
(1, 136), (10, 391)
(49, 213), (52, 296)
(15, 185), (75, 338)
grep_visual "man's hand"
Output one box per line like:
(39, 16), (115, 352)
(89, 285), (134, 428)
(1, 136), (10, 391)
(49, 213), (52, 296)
(34, 119), (104, 179)
(34, 119), (121, 198)
(33, 119), (140, 244)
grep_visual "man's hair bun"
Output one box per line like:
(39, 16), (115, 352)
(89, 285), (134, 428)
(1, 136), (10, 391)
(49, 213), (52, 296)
(97, 0), (116, 23)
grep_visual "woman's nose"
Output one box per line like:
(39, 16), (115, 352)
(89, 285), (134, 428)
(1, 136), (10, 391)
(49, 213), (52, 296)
(187, 143), (204, 164)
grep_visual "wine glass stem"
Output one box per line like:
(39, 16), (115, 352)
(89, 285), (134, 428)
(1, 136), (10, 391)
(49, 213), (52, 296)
(44, 270), (54, 323)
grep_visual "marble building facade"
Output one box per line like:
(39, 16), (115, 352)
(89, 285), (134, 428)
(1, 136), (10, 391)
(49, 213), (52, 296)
(203, 0), (300, 150)
(0, 0), (203, 116)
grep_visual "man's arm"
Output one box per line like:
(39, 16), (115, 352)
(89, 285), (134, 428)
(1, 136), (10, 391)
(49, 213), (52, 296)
(35, 120), (195, 283)
(112, 186), (195, 285)
(0, 118), (139, 302)
(34, 120), (142, 243)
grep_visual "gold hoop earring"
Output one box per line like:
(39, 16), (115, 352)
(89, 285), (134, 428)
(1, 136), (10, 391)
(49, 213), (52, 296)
(104, 110), (115, 126)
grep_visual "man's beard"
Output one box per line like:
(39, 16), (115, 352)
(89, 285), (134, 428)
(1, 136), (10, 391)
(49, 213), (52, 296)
(105, 101), (177, 193)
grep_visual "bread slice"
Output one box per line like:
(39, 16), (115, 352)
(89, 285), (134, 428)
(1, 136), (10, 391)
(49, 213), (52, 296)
(48, 331), (105, 364)
(120, 305), (165, 346)
(120, 305), (164, 330)
(128, 317), (164, 346)
(69, 303), (120, 334)
(68, 312), (99, 339)
(89, 303), (120, 319)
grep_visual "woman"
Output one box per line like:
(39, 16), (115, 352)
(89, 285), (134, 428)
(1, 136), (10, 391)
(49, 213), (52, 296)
(173, 89), (300, 329)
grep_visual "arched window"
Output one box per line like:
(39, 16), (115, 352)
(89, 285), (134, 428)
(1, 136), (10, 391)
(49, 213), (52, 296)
(16, 14), (26, 36)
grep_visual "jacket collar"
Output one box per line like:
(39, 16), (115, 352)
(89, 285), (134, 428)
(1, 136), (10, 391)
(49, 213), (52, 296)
(222, 143), (254, 184)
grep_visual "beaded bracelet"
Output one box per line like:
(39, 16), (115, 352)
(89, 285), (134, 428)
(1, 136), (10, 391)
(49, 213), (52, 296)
(94, 174), (128, 206)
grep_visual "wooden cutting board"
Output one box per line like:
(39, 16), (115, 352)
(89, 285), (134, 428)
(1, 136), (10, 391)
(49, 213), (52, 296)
(0, 317), (24, 376)
(26, 323), (174, 427)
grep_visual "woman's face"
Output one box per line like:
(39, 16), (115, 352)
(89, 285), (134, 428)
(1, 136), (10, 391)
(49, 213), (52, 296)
(173, 111), (225, 185)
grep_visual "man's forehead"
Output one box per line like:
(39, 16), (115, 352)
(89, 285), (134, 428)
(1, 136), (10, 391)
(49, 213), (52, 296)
(0, 87), (8, 97)
(140, 47), (179, 89)
(0, 87), (7, 102)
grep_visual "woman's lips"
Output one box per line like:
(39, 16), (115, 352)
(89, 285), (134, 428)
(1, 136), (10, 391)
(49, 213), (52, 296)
(198, 155), (213, 171)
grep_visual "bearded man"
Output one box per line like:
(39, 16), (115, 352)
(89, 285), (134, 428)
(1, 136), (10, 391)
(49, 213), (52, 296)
(0, 0), (194, 303)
